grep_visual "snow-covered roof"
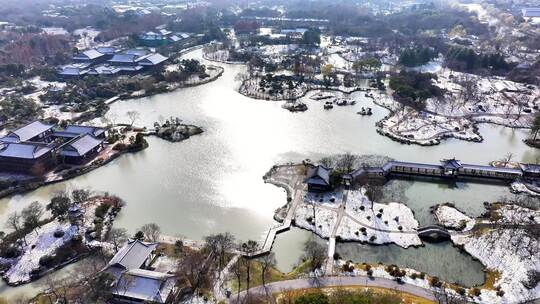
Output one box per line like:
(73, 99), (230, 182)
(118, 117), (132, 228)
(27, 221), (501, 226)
(64, 125), (105, 137)
(3, 121), (54, 142)
(59, 134), (103, 157)
(125, 48), (149, 56)
(73, 49), (104, 60)
(112, 268), (176, 303)
(109, 53), (139, 63)
(0, 142), (53, 159)
(440, 158), (462, 170)
(95, 46), (118, 55)
(136, 53), (168, 66)
(58, 63), (91, 76)
(386, 161), (440, 171)
(119, 65), (144, 72)
(87, 64), (122, 75)
(108, 240), (157, 270)
(159, 29), (172, 36)
(461, 163), (522, 174)
(305, 165), (331, 186)
(58, 67), (88, 76)
(140, 32), (166, 40)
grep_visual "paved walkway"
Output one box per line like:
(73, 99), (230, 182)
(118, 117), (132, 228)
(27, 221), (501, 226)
(214, 254), (241, 301)
(324, 189), (348, 275)
(233, 276), (436, 303)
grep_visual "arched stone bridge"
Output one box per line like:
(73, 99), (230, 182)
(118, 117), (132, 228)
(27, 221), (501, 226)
(417, 225), (451, 242)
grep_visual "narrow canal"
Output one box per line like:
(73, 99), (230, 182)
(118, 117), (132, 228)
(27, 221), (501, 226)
(0, 49), (538, 299)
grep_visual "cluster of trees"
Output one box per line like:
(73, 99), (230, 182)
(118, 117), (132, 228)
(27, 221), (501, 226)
(0, 33), (71, 66)
(282, 4), (487, 40)
(258, 74), (299, 95)
(1, 201), (46, 258)
(167, 8), (226, 43)
(95, 12), (165, 42)
(233, 20), (260, 34)
(399, 47), (438, 67)
(389, 71), (444, 109)
(0, 189), (96, 259)
(445, 46), (513, 75)
(302, 28), (321, 46)
(164, 59), (207, 83)
(0, 97), (42, 127)
(386, 8), (488, 37)
(352, 57), (382, 75)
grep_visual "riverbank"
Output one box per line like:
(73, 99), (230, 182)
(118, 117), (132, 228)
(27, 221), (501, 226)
(0, 131), (147, 200)
(2, 47), (539, 301)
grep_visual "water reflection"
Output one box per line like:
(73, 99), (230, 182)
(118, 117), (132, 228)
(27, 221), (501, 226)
(0, 49), (538, 297)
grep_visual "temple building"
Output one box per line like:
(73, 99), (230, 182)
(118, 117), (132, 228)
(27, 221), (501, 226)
(0, 121), (107, 175)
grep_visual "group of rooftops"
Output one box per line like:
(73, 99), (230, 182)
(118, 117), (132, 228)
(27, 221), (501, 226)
(138, 29), (193, 46)
(0, 121), (106, 174)
(58, 46), (168, 77)
(104, 239), (176, 303)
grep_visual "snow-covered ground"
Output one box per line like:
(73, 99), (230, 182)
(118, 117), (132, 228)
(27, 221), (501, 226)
(434, 204), (475, 230)
(294, 203), (337, 238)
(1, 221), (78, 284)
(510, 181), (540, 196)
(436, 204), (540, 303)
(340, 189), (422, 248)
(293, 188), (422, 248)
(373, 69), (539, 145)
(1, 197), (120, 285)
(73, 27), (100, 50)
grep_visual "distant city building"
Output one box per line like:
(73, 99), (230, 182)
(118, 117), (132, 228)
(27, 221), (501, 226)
(138, 30), (193, 47)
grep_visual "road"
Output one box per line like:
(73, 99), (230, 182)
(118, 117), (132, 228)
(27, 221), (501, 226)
(232, 276), (437, 303)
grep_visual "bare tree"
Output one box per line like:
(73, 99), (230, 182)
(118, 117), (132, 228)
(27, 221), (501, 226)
(127, 110), (140, 127)
(319, 157), (334, 168)
(241, 240), (259, 297)
(139, 223), (161, 242)
(259, 252), (276, 299)
(39, 273), (71, 304)
(176, 250), (211, 297)
(233, 255), (244, 303)
(205, 232), (235, 272)
(336, 153), (358, 173)
(71, 188), (91, 204)
(499, 153), (514, 167)
(107, 228), (128, 252)
(21, 201), (44, 236)
(303, 238), (326, 271)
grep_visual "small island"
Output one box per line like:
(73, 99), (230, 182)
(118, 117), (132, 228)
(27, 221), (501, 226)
(151, 117), (203, 142)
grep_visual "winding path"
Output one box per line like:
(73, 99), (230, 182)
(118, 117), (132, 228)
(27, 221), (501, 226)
(232, 276), (436, 303)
